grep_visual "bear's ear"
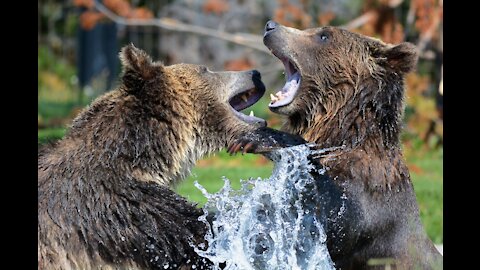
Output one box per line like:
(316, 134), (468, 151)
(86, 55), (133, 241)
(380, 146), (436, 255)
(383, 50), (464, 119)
(382, 42), (418, 74)
(119, 44), (154, 74)
(119, 44), (161, 92)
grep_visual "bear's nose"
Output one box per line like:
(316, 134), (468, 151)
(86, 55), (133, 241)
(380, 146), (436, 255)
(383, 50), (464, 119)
(265, 20), (278, 33)
(251, 70), (261, 81)
(251, 70), (265, 93)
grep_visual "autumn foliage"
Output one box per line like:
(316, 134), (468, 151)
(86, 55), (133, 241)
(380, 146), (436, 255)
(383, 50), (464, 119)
(202, 0), (230, 15)
(74, 0), (153, 30)
(224, 57), (254, 71)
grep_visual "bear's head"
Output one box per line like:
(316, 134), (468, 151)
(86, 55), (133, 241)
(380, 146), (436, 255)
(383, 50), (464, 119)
(262, 21), (418, 146)
(64, 45), (267, 185)
(119, 44), (266, 152)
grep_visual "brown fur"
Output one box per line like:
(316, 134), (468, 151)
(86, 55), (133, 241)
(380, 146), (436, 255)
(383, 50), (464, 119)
(268, 23), (442, 270)
(38, 44), (265, 269)
(232, 22), (442, 269)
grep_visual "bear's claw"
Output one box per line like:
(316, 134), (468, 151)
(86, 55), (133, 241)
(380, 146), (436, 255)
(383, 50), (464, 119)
(228, 127), (307, 155)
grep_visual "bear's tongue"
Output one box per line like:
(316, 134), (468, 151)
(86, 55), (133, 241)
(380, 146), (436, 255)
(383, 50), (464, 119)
(269, 70), (300, 108)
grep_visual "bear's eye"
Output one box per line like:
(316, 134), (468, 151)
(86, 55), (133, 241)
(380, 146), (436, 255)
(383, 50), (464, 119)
(316, 32), (330, 43)
(199, 66), (208, 73)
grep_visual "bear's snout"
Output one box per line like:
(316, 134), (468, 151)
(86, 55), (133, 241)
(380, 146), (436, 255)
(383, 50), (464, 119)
(265, 20), (278, 35)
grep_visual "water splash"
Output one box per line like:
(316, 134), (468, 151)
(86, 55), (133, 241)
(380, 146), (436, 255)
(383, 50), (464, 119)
(194, 145), (335, 270)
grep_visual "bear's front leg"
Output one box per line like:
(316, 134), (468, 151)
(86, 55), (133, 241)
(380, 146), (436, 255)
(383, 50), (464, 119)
(227, 127), (306, 155)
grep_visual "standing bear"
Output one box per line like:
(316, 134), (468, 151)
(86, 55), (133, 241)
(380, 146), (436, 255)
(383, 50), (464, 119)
(230, 21), (443, 269)
(38, 44), (267, 269)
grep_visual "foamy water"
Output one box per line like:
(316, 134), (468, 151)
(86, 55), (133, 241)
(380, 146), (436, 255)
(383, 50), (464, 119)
(194, 145), (336, 270)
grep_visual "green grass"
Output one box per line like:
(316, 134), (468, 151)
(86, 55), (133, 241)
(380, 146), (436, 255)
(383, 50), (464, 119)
(407, 150), (443, 244)
(177, 165), (273, 203)
(38, 100), (78, 119)
(176, 150), (274, 203)
(38, 127), (67, 145)
(37, 129), (443, 244)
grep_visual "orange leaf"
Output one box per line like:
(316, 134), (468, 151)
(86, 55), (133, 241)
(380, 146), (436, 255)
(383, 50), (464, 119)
(408, 163), (424, 175)
(80, 11), (104, 30)
(73, 0), (94, 9)
(317, 11), (336, 26)
(104, 0), (131, 17)
(224, 58), (254, 71)
(130, 7), (154, 19)
(202, 0), (229, 15)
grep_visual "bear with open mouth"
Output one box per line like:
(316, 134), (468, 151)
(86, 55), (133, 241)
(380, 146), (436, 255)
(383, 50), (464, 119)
(230, 21), (443, 270)
(38, 44), (267, 270)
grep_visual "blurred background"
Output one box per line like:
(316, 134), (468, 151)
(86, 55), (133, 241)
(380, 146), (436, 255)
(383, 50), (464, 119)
(38, 0), (443, 244)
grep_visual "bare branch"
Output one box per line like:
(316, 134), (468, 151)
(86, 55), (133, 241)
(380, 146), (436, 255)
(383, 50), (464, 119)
(93, 1), (270, 54)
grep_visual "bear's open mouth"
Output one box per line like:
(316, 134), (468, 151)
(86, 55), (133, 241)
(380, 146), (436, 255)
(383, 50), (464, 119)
(269, 53), (301, 108)
(229, 86), (266, 126)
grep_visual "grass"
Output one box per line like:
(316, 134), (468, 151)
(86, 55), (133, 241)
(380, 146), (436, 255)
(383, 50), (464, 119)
(38, 127), (67, 145)
(176, 152), (274, 204)
(406, 149), (443, 244)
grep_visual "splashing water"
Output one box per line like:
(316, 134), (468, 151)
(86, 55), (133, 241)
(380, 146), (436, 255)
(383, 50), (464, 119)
(194, 145), (335, 270)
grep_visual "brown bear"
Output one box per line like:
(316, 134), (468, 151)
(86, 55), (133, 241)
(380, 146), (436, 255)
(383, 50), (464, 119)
(38, 44), (267, 269)
(229, 21), (443, 269)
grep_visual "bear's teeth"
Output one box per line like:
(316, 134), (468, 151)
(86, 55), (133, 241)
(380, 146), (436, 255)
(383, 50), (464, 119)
(270, 94), (277, 102)
(241, 94), (248, 102)
(249, 111), (254, 117)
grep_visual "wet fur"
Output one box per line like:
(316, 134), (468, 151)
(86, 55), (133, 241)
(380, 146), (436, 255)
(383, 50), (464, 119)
(236, 24), (443, 269)
(274, 26), (442, 270)
(38, 45), (260, 269)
